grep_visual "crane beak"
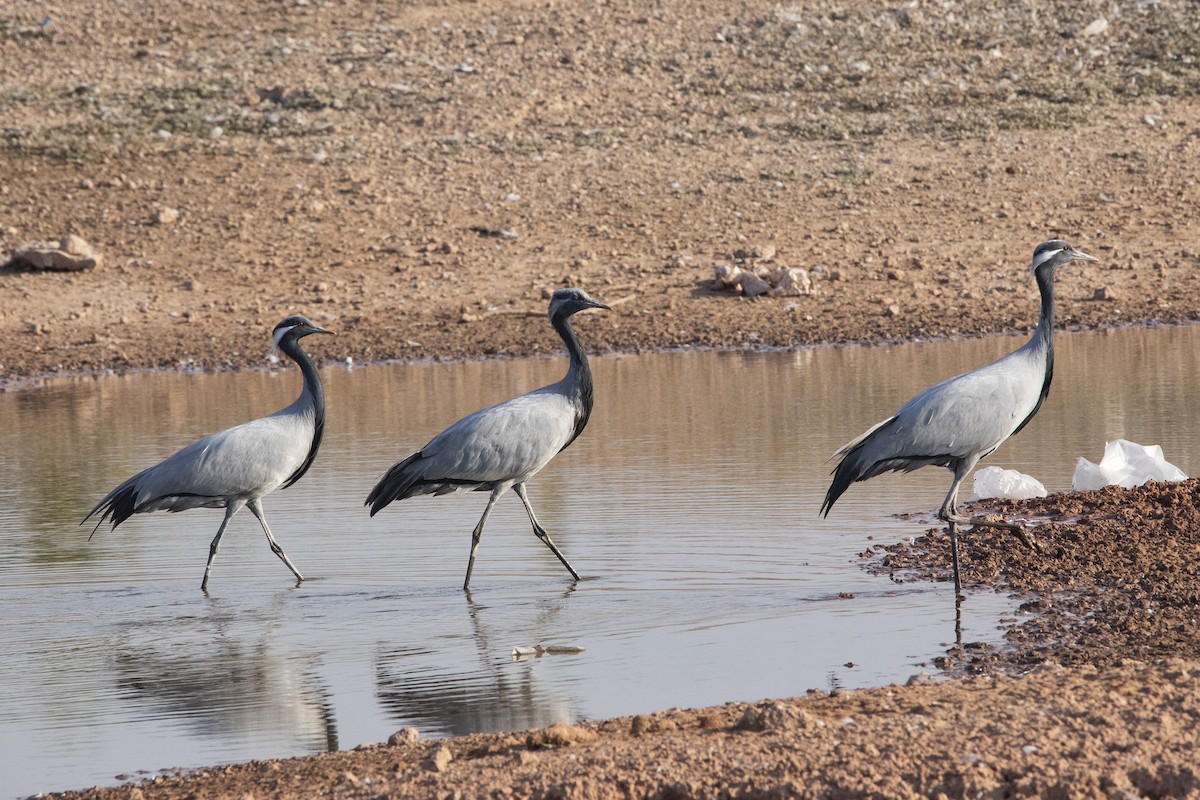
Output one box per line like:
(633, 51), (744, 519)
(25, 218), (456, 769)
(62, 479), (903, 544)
(1067, 247), (1099, 263)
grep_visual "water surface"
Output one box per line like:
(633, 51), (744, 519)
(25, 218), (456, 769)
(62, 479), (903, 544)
(1, 324), (1197, 797)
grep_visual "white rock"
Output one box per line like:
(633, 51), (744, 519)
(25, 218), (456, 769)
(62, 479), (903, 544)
(737, 272), (771, 297)
(152, 206), (179, 226)
(713, 264), (743, 287)
(11, 235), (100, 271)
(768, 267), (813, 296)
(1080, 17), (1108, 37)
(1072, 439), (1188, 491)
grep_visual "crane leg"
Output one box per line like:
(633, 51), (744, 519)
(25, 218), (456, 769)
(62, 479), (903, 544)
(947, 519), (963, 599)
(202, 503), (241, 592)
(939, 497), (1043, 555)
(248, 498), (305, 584)
(464, 489), (502, 591)
(514, 483), (580, 582)
(937, 475), (1044, 597)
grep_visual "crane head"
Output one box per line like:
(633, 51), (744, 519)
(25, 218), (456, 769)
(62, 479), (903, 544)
(271, 315), (334, 355)
(1029, 240), (1099, 277)
(549, 287), (610, 321)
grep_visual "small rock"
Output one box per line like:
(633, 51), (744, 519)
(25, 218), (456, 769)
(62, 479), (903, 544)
(753, 243), (776, 261)
(887, 268), (906, 281)
(387, 727), (420, 746)
(526, 723), (597, 748)
(424, 744), (453, 772)
(11, 235), (100, 271)
(738, 272), (771, 298)
(1093, 286), (1116, 301)
(906, 672), (936, 686)
(697, 713), (724, 730)
(713, 264), (743, 287)
(768, 267), (813, 296)
(152, 206), (179, 226)
(183, 279), (202, 292)
(736, 702), (811, 732)
(884, 304), (901, 317)
(732, 244), (776, 262)
(1079, 17), (1108, 37)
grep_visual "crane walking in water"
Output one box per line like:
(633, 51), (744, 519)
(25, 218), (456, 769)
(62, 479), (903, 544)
(84, 315), (333, 591)
(821, 240), (1098, 596)
(366, 288), (609, 591)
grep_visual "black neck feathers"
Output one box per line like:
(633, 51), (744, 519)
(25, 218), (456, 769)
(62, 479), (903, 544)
(552, 311), (594, 451)
(1012, 263), (1058, 437)
(279, 333), (325, 489)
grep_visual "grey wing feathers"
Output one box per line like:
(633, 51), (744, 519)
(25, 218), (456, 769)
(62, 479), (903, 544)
(84, 413), (314, 530)
(822, 358), (1042, 516)
(366, 391), (576, 516)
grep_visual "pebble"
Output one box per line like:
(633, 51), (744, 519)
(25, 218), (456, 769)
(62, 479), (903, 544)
(526, 723), (597, 748)
(152, 206), (179, 226)
(1080, 17), (1108, 37)
(739, 272), (771, 297)
(388, 727), (420, 745)
(736, 702), (812, 732)
(768, 268), (813, 296)
(425, 744), (453, 772)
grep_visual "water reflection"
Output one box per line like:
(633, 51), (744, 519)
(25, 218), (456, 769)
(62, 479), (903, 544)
(376, 590), (578, 736)
(113, 627), (338, 753)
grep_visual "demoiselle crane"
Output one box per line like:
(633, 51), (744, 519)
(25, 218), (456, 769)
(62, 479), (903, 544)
(821, 240), (1098, 595)
(83, 315), (333, 591)
(366, 288), (609, 590)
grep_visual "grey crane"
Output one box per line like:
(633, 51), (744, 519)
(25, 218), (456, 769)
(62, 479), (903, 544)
(366, 288), (609, 590)
(820, 240), (1098, 595)
(83, 315), (333, 591)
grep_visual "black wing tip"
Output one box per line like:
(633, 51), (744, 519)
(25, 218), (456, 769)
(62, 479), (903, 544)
(821, 458), (860, 519)
(365, 452), (424, 516)
(85, 484), (139, 530)
(364, 490), (392, 516)
(818, 491), (839, 518)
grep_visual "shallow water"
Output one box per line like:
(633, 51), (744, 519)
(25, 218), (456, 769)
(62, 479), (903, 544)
(1, 324), (1197, 797)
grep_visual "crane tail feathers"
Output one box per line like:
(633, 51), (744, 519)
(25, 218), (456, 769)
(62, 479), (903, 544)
(82, 483), (140, 534)
(365, 452), (424, 516)
(820, 457), (860, 517)
(820, 416), (900, 517)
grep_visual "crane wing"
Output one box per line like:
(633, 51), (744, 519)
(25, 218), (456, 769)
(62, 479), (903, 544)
(419, 392), (578, 483)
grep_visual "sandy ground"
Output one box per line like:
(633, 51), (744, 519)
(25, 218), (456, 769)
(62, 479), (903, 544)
(6, 0), (1200, 796)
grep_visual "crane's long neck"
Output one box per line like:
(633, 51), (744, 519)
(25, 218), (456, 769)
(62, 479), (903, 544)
(1012, 265), (1057, 437)
(1031, 263), (1056, 373)
(553, 312), (594, 450)
(279, 337), (325, 488)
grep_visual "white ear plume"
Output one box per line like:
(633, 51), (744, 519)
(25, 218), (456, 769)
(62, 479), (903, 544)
(1031, 247), (1064, 271)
